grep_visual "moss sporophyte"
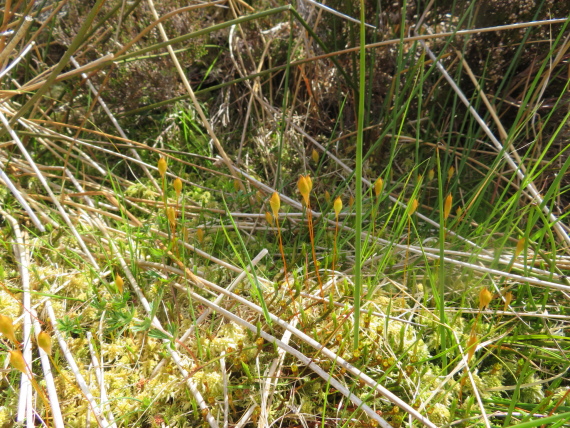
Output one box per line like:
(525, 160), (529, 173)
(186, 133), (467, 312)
(297, 175), (322, 295)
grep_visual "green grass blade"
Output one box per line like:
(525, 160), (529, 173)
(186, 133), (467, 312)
(352, 0), (366, 351)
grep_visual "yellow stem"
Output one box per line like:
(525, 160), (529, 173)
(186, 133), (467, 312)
(332, 217), (339, 274)
(306, 203), (323, 296)
(275, 217), (289, 288)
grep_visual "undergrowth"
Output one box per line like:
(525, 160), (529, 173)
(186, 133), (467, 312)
(1, 1), (570, 427)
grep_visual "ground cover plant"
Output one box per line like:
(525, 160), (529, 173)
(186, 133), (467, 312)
(1, 0), (570, 427)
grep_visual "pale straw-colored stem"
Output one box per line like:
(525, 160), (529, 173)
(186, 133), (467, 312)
(0, 209), (33, 425)
(44, 298), (112, 427)
(0, 15), (33, 65)
(0, 40), (34, 79)
(31, 310), (65, 428)
(86, 332), (117, 428)
(0, 166), (44, 231)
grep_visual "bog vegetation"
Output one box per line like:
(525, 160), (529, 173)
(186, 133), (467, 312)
(1, 1), (570, 427)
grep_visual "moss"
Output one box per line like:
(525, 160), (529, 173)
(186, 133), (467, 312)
(520, 374), (545, 404)
(187, 189), (214, 207)
(207, 323), (250, 354)
(192, 370), (224, 396)
(428, 402), (451, 425)
(125, 182), (158, 201)
(0, 290), (20, 319)
(553, 388), (570, 406)
(368, 316), (431, 361)
(417, 365), (453, 406)
(298, 394), (318, 414)
(0, 403), (16, 428)
(478, 364), (506, 398)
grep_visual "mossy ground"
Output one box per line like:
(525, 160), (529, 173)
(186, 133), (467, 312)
(1, 1), (570, 427)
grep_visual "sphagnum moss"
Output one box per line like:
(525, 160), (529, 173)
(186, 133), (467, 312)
(1, 0), (569, 426)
